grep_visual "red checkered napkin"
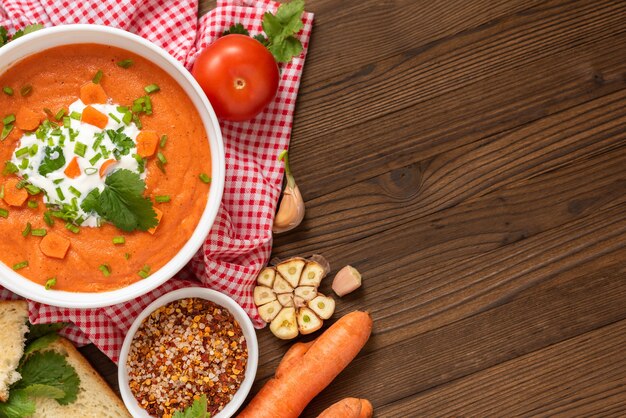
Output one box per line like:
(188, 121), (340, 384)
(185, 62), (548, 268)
(0, 0), (313, 363)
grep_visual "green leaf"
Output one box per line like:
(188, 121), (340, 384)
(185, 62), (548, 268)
(20, 384), (65, 399)
(172, 395), (209, 418)
(26, 322), (66, 344)
(261, 0), (306, 63)
(11, 24), (44, 41)
(15, 351), (80, 405)
(253, 34), (269, 46)
(0, 389), (36, 418)
(223, 23), (249, 36)
(0, 27), (8, 47)
(81, 169), (158, 232)
(38, 146), (66, 176)
(268, 36), (303, 64)
(23, 333), (59, 359)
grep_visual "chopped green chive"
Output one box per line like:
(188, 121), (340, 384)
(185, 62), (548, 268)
(22, 222), (31, 237)
(132, 98), (144, 113)
(144, 95), (152, 115)
(27, 200), (38, 209)
(70, 111), (81, 120)
(13, 260), (28, 270)
(132, 114), (142, 129)
(1, 123), (13, 141)
(65, 223), (80, 234)
(92, 69), (103, 84)
(68, 186), (82, 198)
(117, 59), (134, 69)
(124, 252), (131, 260)
(15, 179), (28, 189)
(19, 158), (29, 170)
(43, 211), (54, 226)
(155, 195), (170, 203)
(156, 152), (167, 164)
(199, 173), (211, 184)
(0, 185), (4, 199)
(43, 108), (53, 118)
(0, 208), (8, 218)
(92, 133), (103, 150)
(122, 111), (132, 125)
(74, 142), (87, 157)
(20, 84), (32, 97)
(108, 112), (121, 123)
(159, 135), (167, 148)
(138, 264), (151, 279)
(31, 228), (47, 237)
(3, 161), (18, 175)
(3, 114), (15, 125)
(3, 87), (13, 96)
(144, 84), (160, 94)
(100, 145), (110, 159)
(155, 160), (165, 174)
(113, 236), (125, 245)
(56, 187), (65, 201)
(25, 184), (40, 195)
(89, 153), (102, 166)
(52, 178), (64, 185)
(45, 277), (57, 290)
(98, 263), (111, 277)
(84, 167), (98, 175)
(54, 108), (65, 120)
(63, 116), (71, 128)
(29, 144), (38, 156)
(15, 147), (30, 158)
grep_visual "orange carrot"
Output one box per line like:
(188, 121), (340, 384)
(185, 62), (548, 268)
(317, 398), (373, 418)
(136, 130), (159, 158)
(81, 105), (108, 129)
(80, 82), (108, 105)
(15, 106), (42, 131)
(99, 159), (117, 177)
(239, 311), (373, 418)
(39, 232), (71, 259)
(3, 178), (28, 207)
(275, 340), (315, 379)
(147, 207), (163, 235)
(64, 156), (81, 179)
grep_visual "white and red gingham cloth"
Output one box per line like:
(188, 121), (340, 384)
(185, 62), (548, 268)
(0, 0), (313, 363)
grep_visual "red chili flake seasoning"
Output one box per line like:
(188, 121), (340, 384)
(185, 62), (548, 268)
(127, 298), (248, 418)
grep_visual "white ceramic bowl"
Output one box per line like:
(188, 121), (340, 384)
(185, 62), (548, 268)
(0, 25), (225, 308)
(118, 287), (258, 418)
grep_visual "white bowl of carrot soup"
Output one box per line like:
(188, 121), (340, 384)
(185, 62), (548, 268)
(0, 25), (224, 308)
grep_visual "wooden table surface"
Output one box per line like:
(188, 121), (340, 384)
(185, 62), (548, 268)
(81, 0), (626, 416)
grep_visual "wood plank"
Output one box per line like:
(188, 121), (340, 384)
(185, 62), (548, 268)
(376, 319), (626, 417)
(276, 88), (626, 253)
(299, 252), (626, 416)
(291, 0), (626, 199)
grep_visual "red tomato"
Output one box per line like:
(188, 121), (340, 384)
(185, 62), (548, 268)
(192, 34), (280, 121)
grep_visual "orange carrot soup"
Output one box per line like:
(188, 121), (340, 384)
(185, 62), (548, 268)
(0, 44), (211, 292)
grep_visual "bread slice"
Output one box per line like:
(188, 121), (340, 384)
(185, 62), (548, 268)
(0, 300), (29, 402)
(33, 338), (131, 418)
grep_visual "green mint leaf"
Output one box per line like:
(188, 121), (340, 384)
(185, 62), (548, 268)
(80, 188), (101, 213)
(261, 0), (306, 63)
(0, 27), (8, 47)
(85, 169), (158, 232)
(27, 322), (67, 344)
(38, 146), (66, 176)
(268, 36), (303, 63)
(173, 395), (209, 418)
(11, 24), (44, 41)
(20, 383), (65, 399)
(15, 351), (80, 405)
(0, 389), (36, 418)
(223, 23), (249, 36)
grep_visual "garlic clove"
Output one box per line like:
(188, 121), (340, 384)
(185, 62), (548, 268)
(270, 307), (299, 340)
(332, 265), (362, 297)
(293, 295), (307, 308)
(308, 294), (336, 320)
(273, 150), (305, 234)
(273, 274), (295, 294)
(257, 267), (276, 288)
(277, 293), (294, 307)
(297, 308), (323, 335)
(258, 300), (282, 323)
(276, 258), (306, 288)
(299, 261), (326, 287)
(254, 286), (277, 306)
(294, 286), (317, 302)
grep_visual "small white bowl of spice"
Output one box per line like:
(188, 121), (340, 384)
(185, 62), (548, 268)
(118, 287), (259, 418)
